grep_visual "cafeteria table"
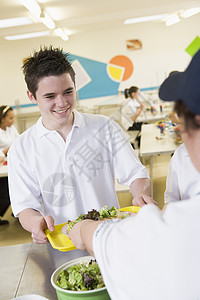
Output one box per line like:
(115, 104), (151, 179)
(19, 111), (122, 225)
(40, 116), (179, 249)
(140, 123), (179, 196)
(0, 242), (89, 300)
(136, 108), (172, 124)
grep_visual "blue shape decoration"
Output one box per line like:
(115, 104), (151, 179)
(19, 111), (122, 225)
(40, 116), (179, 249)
(69, 54), (120, 100)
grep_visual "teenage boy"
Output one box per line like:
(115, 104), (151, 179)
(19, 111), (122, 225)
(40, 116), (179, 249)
(8, 46), (153, 244)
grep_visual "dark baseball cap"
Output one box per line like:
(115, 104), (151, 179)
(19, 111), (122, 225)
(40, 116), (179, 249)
(159, 49), (200, 115)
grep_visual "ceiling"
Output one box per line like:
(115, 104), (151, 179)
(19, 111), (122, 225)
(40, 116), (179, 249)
(0, 0), (199, 40)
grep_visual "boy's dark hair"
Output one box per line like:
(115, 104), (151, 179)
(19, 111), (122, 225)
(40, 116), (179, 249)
(124, 86), (139, 99)
(22, 46), (76, 98)
(174, 100), (200, 131)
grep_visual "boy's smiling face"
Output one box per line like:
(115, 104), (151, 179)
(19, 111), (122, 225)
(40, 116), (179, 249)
(27, 73), (76, 131)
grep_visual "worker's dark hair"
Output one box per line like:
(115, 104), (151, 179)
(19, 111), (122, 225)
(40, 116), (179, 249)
(174, 100), (200, 131)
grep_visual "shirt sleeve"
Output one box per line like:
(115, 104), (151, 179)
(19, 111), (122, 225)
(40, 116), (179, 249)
(7, 142), (43, 217)
(109, 119), (149, 186)
(93, 205), (163, 300)
(93, 201), (200, 300)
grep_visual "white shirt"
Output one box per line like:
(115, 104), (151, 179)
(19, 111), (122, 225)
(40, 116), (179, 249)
(93, 197), (200, 300)
(165, 143), (200, 203)
(121, 98), (140, 130)
(0, 125), (19, 156)
(8, 110), (148, 224)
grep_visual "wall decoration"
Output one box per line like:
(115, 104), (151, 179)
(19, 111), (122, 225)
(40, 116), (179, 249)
(69, 53), (120, 100)
(185, 36), (200, 57)
(107, 55), (133, 82)
(71, 59), (92, 91)
(126, 39), (142, 50)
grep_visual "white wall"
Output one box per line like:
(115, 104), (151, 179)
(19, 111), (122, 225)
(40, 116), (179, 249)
(0, 13), (199, 110)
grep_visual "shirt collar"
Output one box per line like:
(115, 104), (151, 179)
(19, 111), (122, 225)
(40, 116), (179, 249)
(36, 109), (86, 138)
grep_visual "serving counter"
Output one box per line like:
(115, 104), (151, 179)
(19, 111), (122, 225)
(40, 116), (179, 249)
(0, 243), (89, 300)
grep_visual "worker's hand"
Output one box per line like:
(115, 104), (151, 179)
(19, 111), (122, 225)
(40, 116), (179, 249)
(31, 215), (55, 244)
(68, 221), (87, 250)
(132, 193), (157, 207)
(68, 219), (101, 256)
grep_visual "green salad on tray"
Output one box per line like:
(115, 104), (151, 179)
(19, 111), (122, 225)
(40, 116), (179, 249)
(56, 259), (105, 291)
(66, 205), (130, 232)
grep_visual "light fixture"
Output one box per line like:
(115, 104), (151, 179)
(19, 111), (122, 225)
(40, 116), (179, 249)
(54, 28), (69, 41)
(0, 17), (33, 28)
(4, 31), (50, 40)
(165, 14), (180, 26)
(180, 7), (200, 18)
(20, 0), (41, 18)
(40, 11), (55, 29)
(124, 13), (169, 24)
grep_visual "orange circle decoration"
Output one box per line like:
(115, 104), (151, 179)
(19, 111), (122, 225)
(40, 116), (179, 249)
(107, 55), (134, 82)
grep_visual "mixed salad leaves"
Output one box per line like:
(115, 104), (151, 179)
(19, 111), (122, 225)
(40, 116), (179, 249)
(66, 205), (130, 232)
(56, 259), (105, 291)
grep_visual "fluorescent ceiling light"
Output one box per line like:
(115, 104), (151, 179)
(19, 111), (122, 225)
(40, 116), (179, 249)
(124, 13), (168, 24)
(4, 31), (50, 40)
(0, 17), (33, 28)
(20, 0), (41, 18)
(165, 14), (180, 26)
(54, 28), (63, 37)
(180, 7), (200, 18)
(61, 32), (69, 41)
(40, 11), (55, 29)
(54, 28), (69, 41)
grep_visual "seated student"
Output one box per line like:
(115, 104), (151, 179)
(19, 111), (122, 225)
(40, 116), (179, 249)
(0, 106), (19, 225)
(68, 50), (200, 300)
(121, 86), (144, 147)
(8, 46), (154, 244)
(121, 86), (144, 131)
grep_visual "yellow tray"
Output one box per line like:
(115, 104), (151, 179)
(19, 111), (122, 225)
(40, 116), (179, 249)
(45, 223), (76, 252)
(120, 205), (140, 213)
(46, 206), (140, 252)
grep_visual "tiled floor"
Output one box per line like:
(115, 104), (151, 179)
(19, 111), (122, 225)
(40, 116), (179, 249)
(0, 153), (171, 247)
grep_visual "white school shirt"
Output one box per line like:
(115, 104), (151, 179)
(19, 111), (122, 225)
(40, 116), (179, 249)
(165, 143), (200, 203)
(8, 110), (148, 224)
(121, 98), (140, 130)
(0, 125), (19, 156)
(93, 197), (200, 300)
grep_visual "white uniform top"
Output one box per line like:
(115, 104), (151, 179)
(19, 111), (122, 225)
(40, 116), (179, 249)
(121, 98), (140, 130)
(165, 143), (200, 203)
(0, 125), (19, 156)
(93, 197), (200, 300)
(8, 110), (148, 224)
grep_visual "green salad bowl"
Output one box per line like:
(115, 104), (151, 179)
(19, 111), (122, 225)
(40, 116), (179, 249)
(51, 256), (110, 300)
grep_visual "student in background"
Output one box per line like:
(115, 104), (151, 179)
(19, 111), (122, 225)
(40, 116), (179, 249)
(0, 106), (19, 158)
(0, 105), (19, 225)
(68, 50), (200, 300)
(121, 86), (144, 147)
(164, 68), (198, 204)
(121, 86), (144, 131)
(165, 142), (200, 203)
